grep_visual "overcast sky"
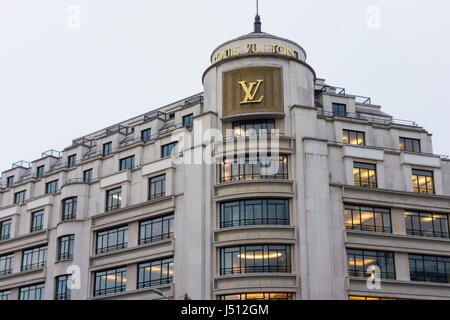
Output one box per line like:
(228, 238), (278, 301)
(0, 0), (449, 173)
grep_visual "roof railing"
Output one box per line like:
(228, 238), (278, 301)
(317, 110), (418, 127)
(41, 149), (62, 158)
(72, 137), (95, 148)
(315, 84), (372, 105)
(185, 95), (203, 106)
(12, 160), (31, 169)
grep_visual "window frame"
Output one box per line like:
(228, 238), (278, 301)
(83, 169), (93, 183)
(232, 119), (275, 137)
(0, 253), (14, 276)
(6, 176), (14, 188)
(400, 137), (421, 153)
(36, 165), (45, 178)
(30, 210), (44, 233)
(343, 130), (365, 146)
(148, 174), (166, 200)
(409, 254), (450, 284)
(62, 197), (77, 221)
(141, 128), (152, 142)
(353, 162), (377, 188)
(119, 155), (135, 171)
(0, 220), (12, 241)
(45, 180), (58, 195)
(19, 283), (45, 300)
(347, 249), (396, 280)
(102, 142), (112, 156)
(139, 214), (174, 245)
(96, 225), (128, 254)
(105, 187), (122, 212)
(94, 267), (127, 297)
(21, 245), (47, 271)
(344, 204), (392, 233)
(67, 154), (77, 168)
(57, 235), (75, 261)
(55, 275), (71, 300)
(137, 257), (174, 289)
(405, 211), (449, 238)
(14, 190), (26, 205)
(161, 142), (178, 158)
(220, 245), (291, 276)
(412, 169), (434, 194)
(182, 114), (193, 127)
(332, 103), (347, 117)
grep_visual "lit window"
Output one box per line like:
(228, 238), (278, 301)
(412, 169), (434, 194)
(349, 296), (397, 300)
(344, 204), (391, 233)
(220, 155), (288, 182)
(137, 257), (174, 289)
(347, 249), (395, 279)
(400, 137), (421, 153)
(343, 130), (365, 146)
(405, 211), (449, 238)
(94, 267), (127, 296)
(220, 245), (291, 275)
(353, 162), (377, 188)
(220, 293), (292, 300)
(232, 120), (275, 137)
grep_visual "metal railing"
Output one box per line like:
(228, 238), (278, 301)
(221, 218), (290, 229)
(348, 270), (396, 280)
(221, 265), (292, 276)
(21, 261), (46, 272)
(139, 233), (173, 246)
(96, 243), (128, 255)
(410, 272), (449, 284)
(315, 84), (372, 104)
(346, 224), (392, 234)
(137, 278), (173, 290)
(317, 110), (419, 127)
(406, 229), (449, 239)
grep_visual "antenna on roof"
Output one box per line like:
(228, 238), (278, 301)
(254, 0), (262, 33)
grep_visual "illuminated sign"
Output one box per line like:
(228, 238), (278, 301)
(213, 43), (298, 64)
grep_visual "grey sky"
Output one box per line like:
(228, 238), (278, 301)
(0, 0), (449, 173)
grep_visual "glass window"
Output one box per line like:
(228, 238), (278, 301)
(106, 187), (122, 211)
(332, 103), (347, 117)
(182, 114), (193, 127)
(14, 190), (26, 205)
(137, 257), (174, 289)
(141, 128), (152, 142)
(220, 245), (291, 276)
(400, 137), (421, 153)
(103, 142), (112, 156)
(0, 220), (11, 241)
(31, 210), (44, 232)
(220, 199), (290, 228)
(62, 197), (77, 221)
(409, 254), (450, 284)
(0, 254), (13, 276)
(149, 175), (166, 200)
(349, 296), (397, 300)
(344, 205), (391, 233)
(22, 246), (47, 271)
(220, 155), (288, 182)
(343, 130), (365, 146)
(96, 226), (128, 254)
(161, 142), (178, 158)
(55, 275), (71, 300)
(6, 176), (14, 188)
(220, 293), (292, 300)
(45, 180), (58, 195)
(19, 283), (45, 300)
(36, 165), (45, 178)
(83, 169), (93, 183)
(412, 169), (434, 194)
(58, 235), (75, 260)
(405, 211), (449, 238)
(232, 120), (275, 137)
(119, 155), (135, 171)
(0, 290), (11, 300)
(139, 214), (174, 245)
(354, 162), (377, 188)
(94, 267), (127, 296)
(67, 154), (76, 168)
(347, 249), (396, 279)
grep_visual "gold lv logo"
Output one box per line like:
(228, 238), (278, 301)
(239, 80), (264, 104)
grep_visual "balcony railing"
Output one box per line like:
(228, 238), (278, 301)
(317, 110), (419, 127)
(21, 261), (46, 272)
(221, 265), (292, 276)
(348, 270), (396, 280)
(406, 229), (450, 239)
(410, 272), (449, 284)
(96, 243), (128, 255)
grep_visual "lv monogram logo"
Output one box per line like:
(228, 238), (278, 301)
(239, 80), (264, 104)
